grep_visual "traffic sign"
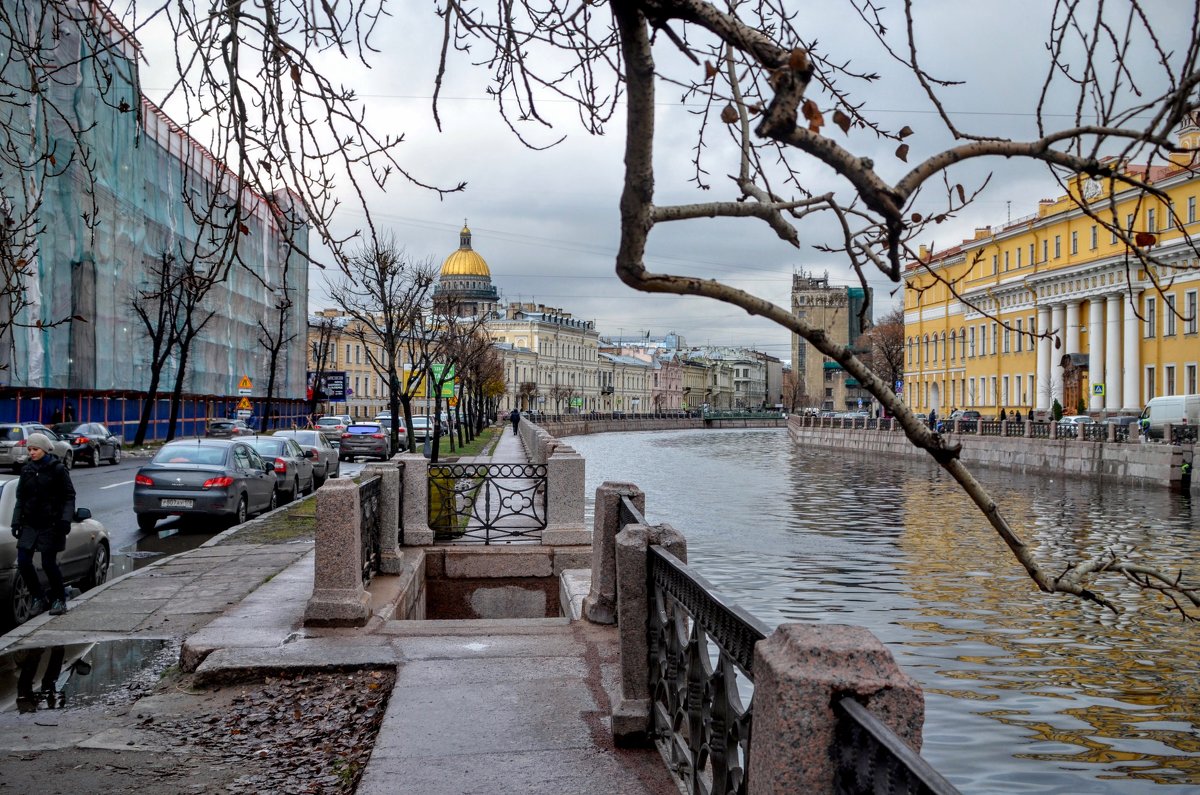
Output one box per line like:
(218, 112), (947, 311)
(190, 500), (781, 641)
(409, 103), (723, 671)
(238, 375), (253, 391)
(1092, 383), (1105, 396)
(238, 388), (252, 396)
(237, 409), (252, 419)
(236, 397), (253, 411)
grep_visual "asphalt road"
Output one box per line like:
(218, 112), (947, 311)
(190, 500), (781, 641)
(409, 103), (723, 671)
(1, 445), (367, 580)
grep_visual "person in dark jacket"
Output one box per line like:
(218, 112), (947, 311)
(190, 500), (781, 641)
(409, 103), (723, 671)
(509, 408), (521, 434)
(11, 433), (76, 616)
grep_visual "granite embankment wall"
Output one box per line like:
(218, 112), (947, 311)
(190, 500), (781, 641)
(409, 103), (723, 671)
(537, 416), (785, 437)
(787, 416), (1194, 491)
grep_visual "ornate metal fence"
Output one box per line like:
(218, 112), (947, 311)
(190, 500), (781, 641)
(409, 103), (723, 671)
(833, 698), (961, 794)
(359, 475), (381, 585)
(428, 463), (547, 544)
(622, 495), (959, 795)
(1029, 422), (1050, 439)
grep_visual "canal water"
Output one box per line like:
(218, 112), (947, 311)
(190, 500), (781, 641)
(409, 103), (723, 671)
(565, 428), (1200, 794)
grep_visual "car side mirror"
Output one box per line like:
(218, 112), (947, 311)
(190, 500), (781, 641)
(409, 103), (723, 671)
(74, 507), (92, 521)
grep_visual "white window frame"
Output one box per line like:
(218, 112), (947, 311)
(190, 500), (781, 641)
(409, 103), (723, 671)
(1185, 290), (1197, 335)
(1165, 294), (1177, 337)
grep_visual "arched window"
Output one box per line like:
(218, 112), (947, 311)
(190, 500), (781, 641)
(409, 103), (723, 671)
(949, 330), (957, 361)
(923, 335), (929, 364)
(960, 328), (967, 360)
(940, 331), (947, 363)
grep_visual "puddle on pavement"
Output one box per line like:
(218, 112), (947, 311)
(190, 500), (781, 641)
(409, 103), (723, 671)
(110, 526), (221, 579)
(0, 638), (177, 714)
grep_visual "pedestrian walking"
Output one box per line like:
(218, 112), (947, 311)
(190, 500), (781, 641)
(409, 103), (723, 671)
(928, 408), (937, 430)
(509, 408), (521, 435)
(11, 433), (76, 616)
(1014, 410), (1022, 423)
(1000, 408), (1008, 423)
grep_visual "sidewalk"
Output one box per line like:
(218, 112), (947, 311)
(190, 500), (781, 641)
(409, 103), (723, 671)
(0, 428), (678, 794)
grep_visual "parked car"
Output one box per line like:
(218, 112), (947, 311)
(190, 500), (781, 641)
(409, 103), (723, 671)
(51, 422), (123, 467)
(1139, 394), (1200, 440)
(133, 439), (278, 531)
(245, 435), (316, 503)
(272, 429), (340, 485)
(338, 423), (392, 461)
(0, 480), (109, 626)
(376, 416), (409, 450)
(948, 410), (982, 421)
(314, 415), (352, 444)
(0, 424), (74, 471)
(1059, 415), (1095, 425)
(205, 419), (252, 439)
(408, 416), (433, 443)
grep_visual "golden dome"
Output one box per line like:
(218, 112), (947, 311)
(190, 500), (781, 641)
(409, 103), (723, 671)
(440, 223), (491, 278)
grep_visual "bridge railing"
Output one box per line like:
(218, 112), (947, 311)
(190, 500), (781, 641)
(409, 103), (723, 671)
(428, 462), (547, 544)
(592, 484), (959, 795)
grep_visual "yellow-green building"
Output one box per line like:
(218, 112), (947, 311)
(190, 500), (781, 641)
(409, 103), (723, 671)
(904, 123), (1200, 417)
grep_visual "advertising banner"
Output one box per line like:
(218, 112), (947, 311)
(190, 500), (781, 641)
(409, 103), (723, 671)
(307, 370), (347, 402)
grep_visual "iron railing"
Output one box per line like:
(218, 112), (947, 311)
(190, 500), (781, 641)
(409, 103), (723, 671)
(621, 495), (958, 795)
(428, 462), (547, 544)
(1082, 423), (1107, 442)
(1029, 422), (1050, 438)
(833, 698), (961, 795)
(359, 475), (381, 585)
(1003, 421), (1025, 437)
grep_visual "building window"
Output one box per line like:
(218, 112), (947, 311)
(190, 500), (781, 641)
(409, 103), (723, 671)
(1165, 365), (1176, 396)
(991, 254), (998, 275)
(1070, 230), (1078, 255)
(1146, 366), (1156, 401)
(1186, 290), (1198, 335)
(969, 327), (976, 357)
(1165, 294), (1177, 336)
(949, 331), (956, 360)
(1147, 208), (1156, 232)
(345, 344), (351, 362)
(1189, 196), (1197, 224)
(1054, 235), (1061, 258)
(1090, 225), (1098, 249)
(1029, 243), (1035, 264)
(1002, 376), (1009, 406)
(1166, 200), (1175, 229)
(1187, 364), (1198, 395)
(989, 376), (997, 406)
(1016, 248), (1022, 267)
(1016, 374), (1023, 405)
(1003, 326), (1011, 353)
(1041, 239), (1048, 262)
(992, 323), (999, 356)
(1145, 296), (1156, 338)
(960, 331), (967, 360)
(1016, 319), (1023, 352)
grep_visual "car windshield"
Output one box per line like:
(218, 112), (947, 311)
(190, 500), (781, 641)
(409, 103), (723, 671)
(153, 445), (228, 465)
(210, 421), (233, 429)
(249, 439), (286, 456)
(52, 423), (87, 434)
(347, 425), (382, 435)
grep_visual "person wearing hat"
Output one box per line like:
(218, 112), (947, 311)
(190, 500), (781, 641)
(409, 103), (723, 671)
(10, 432), (76, 616)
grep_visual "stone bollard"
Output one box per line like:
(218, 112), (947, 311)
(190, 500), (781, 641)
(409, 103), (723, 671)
(1024, 419), (1032, 438)
(748, 624), (925, 794)
(583, 482), (643, 624)
(1049, 421), (1058, 440)
(398, 452), (434, 546)
(612, 521), (686, 747)
(363, 461), (402, 573)
(1107, 422), (1116, 442)
(304, 478), (370, 627)
(543, 447), (590, 546)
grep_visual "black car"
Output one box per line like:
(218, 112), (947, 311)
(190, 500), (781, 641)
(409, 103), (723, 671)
(245, 435), (316, 503)
(133, 439), (278, 531)
(205, 419), (252, 439)
(51, 422), (123, 467)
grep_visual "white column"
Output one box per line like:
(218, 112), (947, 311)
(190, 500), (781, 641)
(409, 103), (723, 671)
(1065, 300), (1081, 356)
(1051, 303), (1066, 405)
(1122, 291), (1142, 412)
(1105, 294), (1122, 411)
(1088, 297), (1106, 412)
(1036, 306), (1052, 412)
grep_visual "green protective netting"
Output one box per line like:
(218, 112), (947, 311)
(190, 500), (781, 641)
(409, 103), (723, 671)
(0, 0), (309, 398)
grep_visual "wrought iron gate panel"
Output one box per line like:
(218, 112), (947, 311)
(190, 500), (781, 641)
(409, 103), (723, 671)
(359, 475), (381, 584)
(428, 463), (547, 544)
(649, 546), (765, 795)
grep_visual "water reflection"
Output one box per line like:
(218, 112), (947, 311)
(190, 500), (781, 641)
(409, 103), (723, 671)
(567, 428), (1200, 794)
(109, 521), (220, 579)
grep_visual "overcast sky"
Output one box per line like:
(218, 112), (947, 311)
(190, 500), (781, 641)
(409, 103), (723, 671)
(136, 2), (1184, 363)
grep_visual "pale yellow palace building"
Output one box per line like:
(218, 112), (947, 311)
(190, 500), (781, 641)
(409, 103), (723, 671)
(904, 121), (1200, 416)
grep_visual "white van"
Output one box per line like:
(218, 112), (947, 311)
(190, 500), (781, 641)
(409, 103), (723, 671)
(1139, 394), (1200, 439)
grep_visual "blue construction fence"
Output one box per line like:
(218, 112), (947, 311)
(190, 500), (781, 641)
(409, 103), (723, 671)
(0, 389), (312, 443)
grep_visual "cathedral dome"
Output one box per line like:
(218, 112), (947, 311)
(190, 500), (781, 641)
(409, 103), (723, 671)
(440, 224), (491, 278)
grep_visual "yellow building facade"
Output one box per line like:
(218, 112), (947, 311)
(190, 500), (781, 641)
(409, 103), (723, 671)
(904, 132), (1200, 417)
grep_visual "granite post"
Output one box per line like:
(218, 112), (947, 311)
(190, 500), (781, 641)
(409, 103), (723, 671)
(611, 521), (686, 747)
(304, 478), (370, 627)
(399, 452), (434, 546)
(542, 447), (589, 546)
(363, 461), (402, 573)
(582, 481), (644, 624)
(748, 623), (925, 794)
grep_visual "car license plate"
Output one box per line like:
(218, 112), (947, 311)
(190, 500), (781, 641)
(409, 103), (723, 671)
(161, 498), (194, 508)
